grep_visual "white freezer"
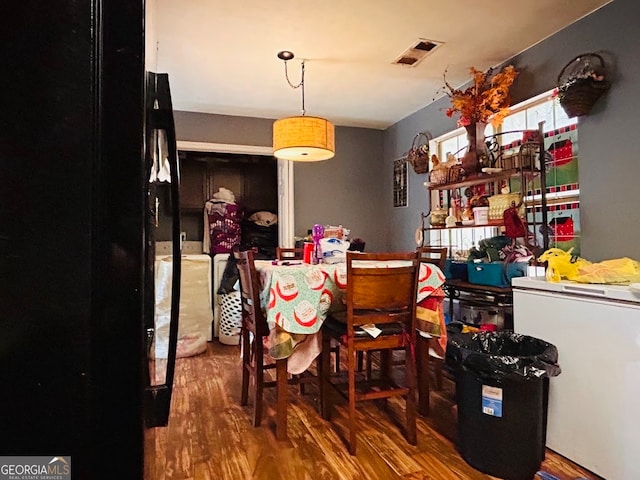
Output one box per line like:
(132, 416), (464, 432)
(154, 254), (213, 357)
(512, 276), (640, 480)
(212, 253), (231, 338)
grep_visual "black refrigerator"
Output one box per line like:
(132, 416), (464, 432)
(0, 1), (181, 478)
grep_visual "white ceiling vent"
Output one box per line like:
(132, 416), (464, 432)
(392, 39), (443, 67)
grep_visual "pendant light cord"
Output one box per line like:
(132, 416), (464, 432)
(283, 60), (306, 116)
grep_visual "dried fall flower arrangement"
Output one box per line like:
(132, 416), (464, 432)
(442, 65), (519, 127)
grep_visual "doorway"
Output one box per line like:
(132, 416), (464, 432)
(176, 141), (294, 247)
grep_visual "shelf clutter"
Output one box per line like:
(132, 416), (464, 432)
(418, 125), (549, 337)
(421, 124), (549, 259)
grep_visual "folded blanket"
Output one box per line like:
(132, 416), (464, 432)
(415, 287), (447, 356)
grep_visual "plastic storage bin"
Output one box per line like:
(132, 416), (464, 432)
(444, 259), (469, 281)
(459, 303), (505, 330)
(472, 206), (489, 225)
(446, 331), (561, 480)
(467, 261), (526, 287)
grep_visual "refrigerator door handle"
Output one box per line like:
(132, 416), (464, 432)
(144, 73), (181, 428)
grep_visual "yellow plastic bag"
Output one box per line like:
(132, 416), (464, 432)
(538, 248), (640, 284)
(573, 257), (640, 284)
(538, 248), (589, 282)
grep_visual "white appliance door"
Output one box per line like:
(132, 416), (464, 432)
(513, 283), (640, 480)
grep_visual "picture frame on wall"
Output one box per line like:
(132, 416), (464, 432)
(393, 158), (408, 208)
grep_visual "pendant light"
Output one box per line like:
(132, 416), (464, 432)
(273, 51), (335, 161)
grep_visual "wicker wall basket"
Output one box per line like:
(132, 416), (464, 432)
(557, 53), (610, 118)
(406, 131), (432, 174)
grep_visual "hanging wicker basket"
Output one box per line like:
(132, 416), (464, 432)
(406, 131), (432, 174)
(557, 53), (610, 118)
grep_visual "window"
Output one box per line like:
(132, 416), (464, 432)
(427, 91), (581, 258)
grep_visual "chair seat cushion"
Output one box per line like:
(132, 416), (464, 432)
(323, 315), (406, 339)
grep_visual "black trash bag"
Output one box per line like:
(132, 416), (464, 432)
(217, 254), (239, 295)
(446, 331), (561, 382)
(241, 219), (277, 259)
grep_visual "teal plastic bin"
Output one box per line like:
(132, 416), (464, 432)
(444, 259), (469, 281)
(467, 262), (526, 287)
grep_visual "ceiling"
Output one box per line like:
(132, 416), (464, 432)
(154, 0), (611, 130)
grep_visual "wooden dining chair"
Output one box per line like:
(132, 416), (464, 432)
(416, 246), (448, 270)
(319, 251), (420, 455)
(275, 247), (303, 261)
(234, 248), (290, 440)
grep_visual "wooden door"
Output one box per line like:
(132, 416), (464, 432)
(179, 156), (206, 210)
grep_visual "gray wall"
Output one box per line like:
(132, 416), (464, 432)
(383, 0), (640, 261)
(174, 111), (274, 146)
(293, 126), (385, 250)
(174, 111), (387, 251)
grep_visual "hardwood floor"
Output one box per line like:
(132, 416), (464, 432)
(145, 341), (600, 480)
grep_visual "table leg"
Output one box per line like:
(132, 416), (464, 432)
(319, 333), (332, 420)
(275, 358), (288, 441)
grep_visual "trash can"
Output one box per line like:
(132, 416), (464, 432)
(446, 331), (561, 480)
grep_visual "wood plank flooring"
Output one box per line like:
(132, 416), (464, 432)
(145, 341), (600, 480)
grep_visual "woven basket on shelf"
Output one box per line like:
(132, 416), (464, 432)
(406, 131), (432, 174)
(447, 164), (465, 183)
(557, 53), (610, 118)
(429, 157), (448, 185)
(488, 193), (522, 221)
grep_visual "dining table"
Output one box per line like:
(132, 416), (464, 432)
(254, 258), (447, 416)
(255, 259), (446, 363)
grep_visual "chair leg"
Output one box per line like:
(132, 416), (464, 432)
(356, 350), (364, 372)
(240, 328), (250, 406)
(320, 333), (332, 420)
(379, 350), (391, 411)
(275, 358), (288, 441)
(298, 374), (306, 395)
(433, 356), (444, 391)
(347, 344), (358, 455)
(416, 335), (430, 416)
(364, 351), (372, 380)
(253, 337), (264, 428)
(380, 350), (392, 387)
(316, 346), (324, 416)
(405, 341), (417, 445)
(332, 339), (340, 372)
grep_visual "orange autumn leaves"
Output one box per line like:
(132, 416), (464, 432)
(443, 65), (519, 127)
